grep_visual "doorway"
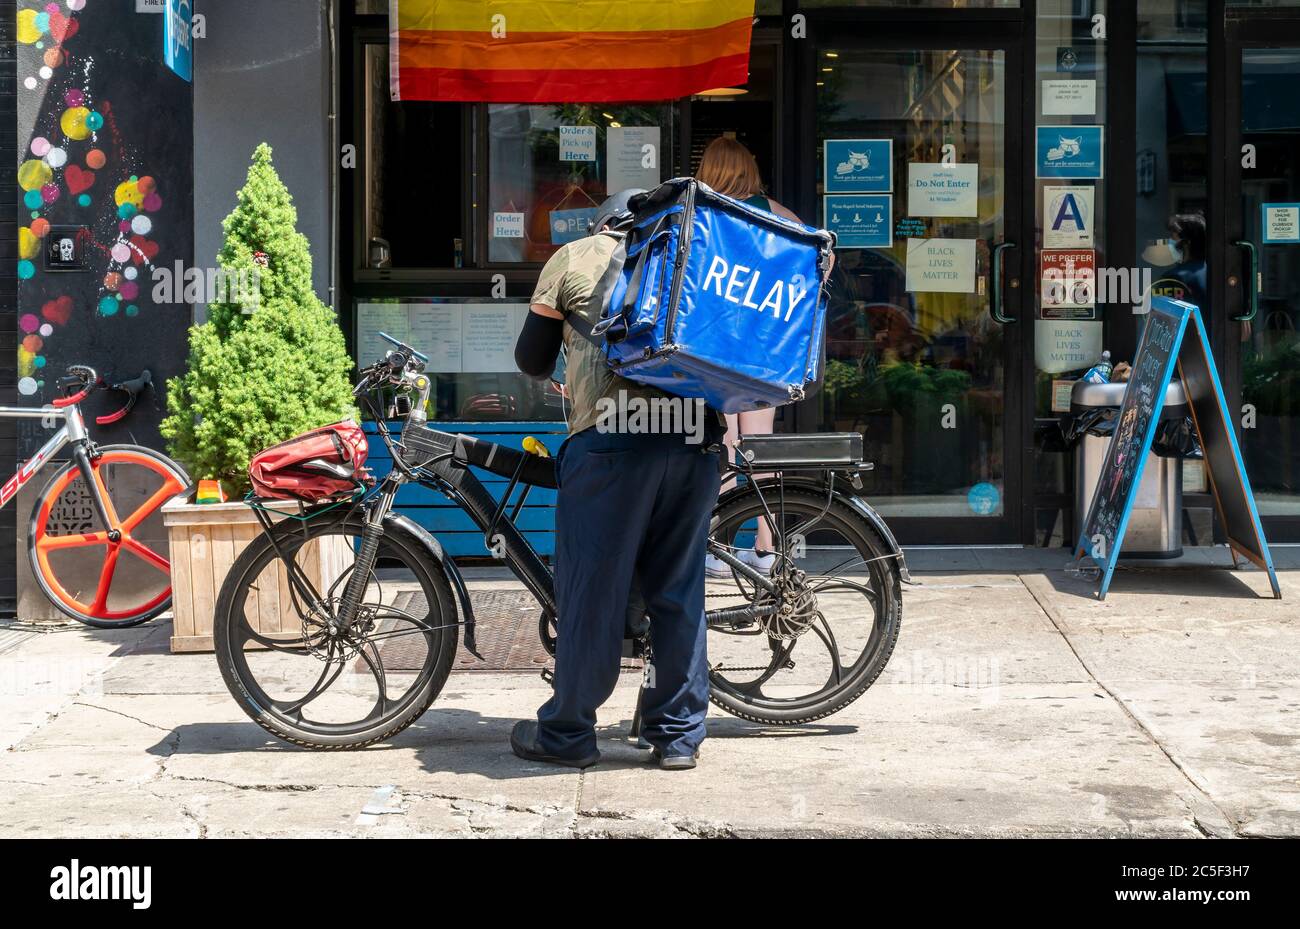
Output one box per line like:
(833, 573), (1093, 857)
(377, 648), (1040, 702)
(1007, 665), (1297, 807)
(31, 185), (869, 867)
(794, 19), (1030, 545)
(1224, 9), (1300, 541)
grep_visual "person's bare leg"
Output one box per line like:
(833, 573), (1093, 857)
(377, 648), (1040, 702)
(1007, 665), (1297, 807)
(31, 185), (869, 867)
(737, 409), (776, 553)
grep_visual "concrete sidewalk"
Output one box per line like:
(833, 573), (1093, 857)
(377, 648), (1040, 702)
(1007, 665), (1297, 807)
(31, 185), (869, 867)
(0, 554), (1296, 838)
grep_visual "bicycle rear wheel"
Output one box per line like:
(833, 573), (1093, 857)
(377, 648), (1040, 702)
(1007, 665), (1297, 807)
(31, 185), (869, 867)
(213, 513), (458, 749)
(28, 444), (188, 628)
(706, 485), (903, 725)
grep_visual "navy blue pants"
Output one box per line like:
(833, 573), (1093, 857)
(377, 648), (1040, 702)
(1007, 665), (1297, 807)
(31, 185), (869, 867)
(536, 428), (721, 760)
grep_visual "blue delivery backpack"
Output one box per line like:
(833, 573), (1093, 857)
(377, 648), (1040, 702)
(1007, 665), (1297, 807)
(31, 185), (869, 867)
(589, 178), (835, 414)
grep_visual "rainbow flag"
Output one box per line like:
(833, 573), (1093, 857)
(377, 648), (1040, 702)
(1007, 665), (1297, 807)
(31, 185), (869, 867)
(391, 0), (755, 103)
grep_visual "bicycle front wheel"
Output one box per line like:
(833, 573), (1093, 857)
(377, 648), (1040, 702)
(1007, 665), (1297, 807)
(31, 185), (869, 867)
(213, 513), (458, 749)
(28, 444), (188, 628)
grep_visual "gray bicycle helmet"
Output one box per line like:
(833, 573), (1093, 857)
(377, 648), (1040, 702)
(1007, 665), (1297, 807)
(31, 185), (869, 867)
(588, 188), (646, 235)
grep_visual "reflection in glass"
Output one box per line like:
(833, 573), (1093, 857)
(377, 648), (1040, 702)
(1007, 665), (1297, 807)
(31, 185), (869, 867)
(817, 49), (1006, 518)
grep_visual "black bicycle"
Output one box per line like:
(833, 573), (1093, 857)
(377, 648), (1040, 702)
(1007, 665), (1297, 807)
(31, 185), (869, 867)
(213, 335), (907, 749)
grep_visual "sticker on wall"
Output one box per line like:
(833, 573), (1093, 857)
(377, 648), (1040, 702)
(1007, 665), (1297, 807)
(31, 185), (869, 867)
(493, 212), (525, 238)
(1041, 249), (1097, 319)
(824, 139), (892, 194)
(905, 238), (977, 294)
(558, 126), (597, 163)
(824, 195), (892, 249)
(549, 207), (599, 245)
(607, 126), (660, 193)
(967, 482), (1001, 517)
(1042, 79), (1097, 116)
(1261, 202), (1300, 244)
(164, 0), (193, 83)
(1043, 186), (1094, 248)
(44, 226), (91, 272)
(1056, 46), (1097, 74)
(1035, 320), (1103, 374)
(1036, 125), (1104, 179)
(907, 163), (978, 218)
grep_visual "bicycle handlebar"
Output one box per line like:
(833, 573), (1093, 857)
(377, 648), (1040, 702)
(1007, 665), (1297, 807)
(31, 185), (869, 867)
(50, 365), (153, 424)
(96, 370), (152, 425)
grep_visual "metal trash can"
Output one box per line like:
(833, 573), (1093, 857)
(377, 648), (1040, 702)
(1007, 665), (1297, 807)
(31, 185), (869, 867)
(1072, 380), (1186, 559)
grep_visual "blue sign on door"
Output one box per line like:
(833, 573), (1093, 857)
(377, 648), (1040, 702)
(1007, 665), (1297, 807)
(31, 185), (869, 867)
(164, 0), (193, 82)
(824, 195), (892, 249)
(824, 140), (892, 193)
(1036, 125), (1104, 179)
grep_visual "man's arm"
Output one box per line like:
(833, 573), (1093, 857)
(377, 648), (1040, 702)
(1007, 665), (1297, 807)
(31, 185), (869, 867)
(517, 247), (570, 379)
(515, 304), (565, 378)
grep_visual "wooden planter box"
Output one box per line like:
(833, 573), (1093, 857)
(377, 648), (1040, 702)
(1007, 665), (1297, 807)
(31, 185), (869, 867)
(162, 497), (351, 653)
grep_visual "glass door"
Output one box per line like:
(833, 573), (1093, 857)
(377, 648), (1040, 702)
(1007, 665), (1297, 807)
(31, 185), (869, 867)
(1225, 13), (1300, 540)
(802, 22), (1028, 544)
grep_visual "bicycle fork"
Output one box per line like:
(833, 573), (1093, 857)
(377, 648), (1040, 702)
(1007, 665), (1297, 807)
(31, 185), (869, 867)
(334, 477), (400, 629)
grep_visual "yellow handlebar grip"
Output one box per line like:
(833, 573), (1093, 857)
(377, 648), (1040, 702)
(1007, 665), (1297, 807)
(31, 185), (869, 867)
(523, 436), (550, 458)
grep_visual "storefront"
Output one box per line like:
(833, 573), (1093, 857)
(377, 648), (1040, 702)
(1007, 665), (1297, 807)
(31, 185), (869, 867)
(337, 0), (1300, 551)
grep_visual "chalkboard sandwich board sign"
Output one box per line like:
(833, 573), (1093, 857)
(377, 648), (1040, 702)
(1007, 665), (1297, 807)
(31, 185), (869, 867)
(1073, 297), (1280, 600)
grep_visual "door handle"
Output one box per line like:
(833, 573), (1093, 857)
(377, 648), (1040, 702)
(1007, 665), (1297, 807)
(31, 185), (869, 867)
(1231, 239), (1258, 322)
(991, 241), (1018, 324)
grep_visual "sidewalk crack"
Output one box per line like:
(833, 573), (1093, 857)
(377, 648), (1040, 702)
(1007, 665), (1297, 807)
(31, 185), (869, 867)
(1018, 573), (1239, 837)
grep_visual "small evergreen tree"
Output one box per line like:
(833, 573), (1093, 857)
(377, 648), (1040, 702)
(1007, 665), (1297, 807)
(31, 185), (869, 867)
(162, 144), (355, 494)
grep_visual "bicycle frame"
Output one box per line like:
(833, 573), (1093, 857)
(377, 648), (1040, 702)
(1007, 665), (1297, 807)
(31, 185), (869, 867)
(0, 404), (82, 508)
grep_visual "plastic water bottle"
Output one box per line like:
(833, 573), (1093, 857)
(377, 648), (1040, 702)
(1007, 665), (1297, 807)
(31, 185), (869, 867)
(1082, 350), (1113, 385)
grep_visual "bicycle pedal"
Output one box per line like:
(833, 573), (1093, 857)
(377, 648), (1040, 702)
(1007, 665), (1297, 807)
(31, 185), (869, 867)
(540, 667), (554, 685)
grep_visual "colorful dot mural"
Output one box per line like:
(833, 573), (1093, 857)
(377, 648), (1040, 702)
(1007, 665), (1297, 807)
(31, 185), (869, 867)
(15, 0), (172, 396)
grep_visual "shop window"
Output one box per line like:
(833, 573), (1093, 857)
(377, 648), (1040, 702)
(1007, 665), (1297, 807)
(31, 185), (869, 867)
(486, 103), (676, 264)
(361, 44), (466, 270)
(356, 299), (563, 423)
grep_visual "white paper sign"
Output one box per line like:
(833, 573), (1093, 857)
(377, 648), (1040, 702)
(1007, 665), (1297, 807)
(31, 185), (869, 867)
(607, 126), (661, 194)
(356, 303), (411, 367)
(559, 126), (597, 163)
(358, 303), (531, 374)
(136, 0), (166, 11)
(907, 164), (979, 217)
(1035, 320), (1103, 374)
(1042, 79), (1097, 116)
(461, 305), (525, 373)
(408, 304), (463, 374)
(493, 212), (525, 238)
(1043, 186), (1094, 248)
(905, 239), (977, 293)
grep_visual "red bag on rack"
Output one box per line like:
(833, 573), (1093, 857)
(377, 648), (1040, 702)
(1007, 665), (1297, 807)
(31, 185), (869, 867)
(248, 420), (372, 502)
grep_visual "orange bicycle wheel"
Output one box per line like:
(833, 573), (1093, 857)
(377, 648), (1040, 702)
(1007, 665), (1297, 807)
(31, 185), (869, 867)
(29, 445), (189, 628)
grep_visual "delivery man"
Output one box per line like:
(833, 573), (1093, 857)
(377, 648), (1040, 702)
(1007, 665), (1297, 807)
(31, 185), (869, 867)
(511, 189), (722, 771)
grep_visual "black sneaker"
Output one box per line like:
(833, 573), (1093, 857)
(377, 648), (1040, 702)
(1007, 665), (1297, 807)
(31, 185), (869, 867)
(650, 748), (700, 771)
(510, 720), (601, 769)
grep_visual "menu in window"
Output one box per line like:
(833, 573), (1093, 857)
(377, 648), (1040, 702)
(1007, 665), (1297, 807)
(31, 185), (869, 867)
(462, 305), (525, 372)
(356, 302), (410, 366)
(357, 303), (530, 374)
(408, 304), (463, 373)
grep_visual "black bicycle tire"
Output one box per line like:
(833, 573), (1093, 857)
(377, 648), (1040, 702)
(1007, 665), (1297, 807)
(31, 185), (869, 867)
(706, 487), (903, 725)
(213, 513), (458, 750)
(26, 443), (189, 629)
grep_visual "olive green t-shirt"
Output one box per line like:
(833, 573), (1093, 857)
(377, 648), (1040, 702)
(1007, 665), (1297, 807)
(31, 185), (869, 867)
(530, 233), (683, 435)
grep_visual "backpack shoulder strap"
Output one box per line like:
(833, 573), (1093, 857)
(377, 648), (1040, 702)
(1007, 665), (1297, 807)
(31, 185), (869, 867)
(564, 231), (627, 349)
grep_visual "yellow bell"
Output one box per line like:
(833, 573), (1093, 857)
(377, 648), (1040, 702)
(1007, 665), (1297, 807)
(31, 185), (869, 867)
(522, 436), (550, 458)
